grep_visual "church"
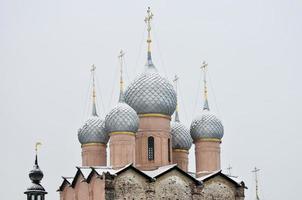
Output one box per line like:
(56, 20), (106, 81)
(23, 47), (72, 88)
(24, 8), (246, 200)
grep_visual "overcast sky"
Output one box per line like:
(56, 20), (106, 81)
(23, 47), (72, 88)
(1, 0), (301, 199)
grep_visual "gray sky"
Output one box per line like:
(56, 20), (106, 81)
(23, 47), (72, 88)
(1, 0), (301, 199)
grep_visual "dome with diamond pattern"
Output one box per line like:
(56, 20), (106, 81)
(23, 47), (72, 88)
(105, 92), (139, 133)
(78, 102), (109, 144)
(124, 54), (177, 116)
(171, 119), (192, 150)
(190, 100), (224, 141)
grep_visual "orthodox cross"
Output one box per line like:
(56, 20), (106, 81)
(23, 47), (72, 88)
(201, 61), (208, 100)
(251, 167), (261, 200)
(118, 50), (125, 91)
(91, 64), (96, 103)
(144, 7), (154, 52)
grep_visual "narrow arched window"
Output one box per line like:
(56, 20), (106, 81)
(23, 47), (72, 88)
(148, 136), (154, 160)
(168, 138), (171, 162)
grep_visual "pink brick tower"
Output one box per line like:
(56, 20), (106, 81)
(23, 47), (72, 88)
(105, 50), (139, 169)
(124, 7), (177, 170)
(190, 62), (224, 177)
(78, 65), (109, 166)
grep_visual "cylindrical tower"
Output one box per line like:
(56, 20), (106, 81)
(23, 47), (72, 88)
(171, 76), (192, 172)
(105, 50), (139, 169)
(78, 65), (109, 166)
(124, 8), (177, 170)
(190, 62), (224, 177)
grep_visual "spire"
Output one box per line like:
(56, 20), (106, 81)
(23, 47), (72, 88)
(118, 50), (125, 102)
(173, 75), (180, 122)
(144, 7), (155, 67)
(201, 61), (209, 111)
(91, 65), (98, 116)
(35, 142), (41, 166)
(25, 142), (47, 198)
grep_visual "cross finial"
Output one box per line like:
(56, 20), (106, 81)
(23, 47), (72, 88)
(118, 50), (125, 101)
(145, 7), (154, 54)
(201, 61), (209, 110)
(90, 64), (98, 116)
(252, 167), (261, 200)
(227, 165), (233, 176)
(91, 64), (96, 102)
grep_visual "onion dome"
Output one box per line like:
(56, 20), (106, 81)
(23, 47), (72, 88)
(105, 93), (139, 133)
(190, 62), (224, 141)
(78, 116), (108, 144)
(105, 50), (139, 134)
(124, 7), (177, 116)
(29, 155), (44, 184)
(171, 111), (193, 150)
(190, 101), (224, 141)
(78, 65), (109, 145)
(25, 146), (47, 197)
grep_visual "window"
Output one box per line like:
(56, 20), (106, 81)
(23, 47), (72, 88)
(168, 139), (171, 162)
(148, 136), (154, 160)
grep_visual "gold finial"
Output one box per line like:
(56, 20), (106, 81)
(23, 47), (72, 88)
(201, 61), (208, 100)
(91, 64), (96, 103)
(118, 50), (125, 92)
(144, 7), (154, 53)
(35, 142), (42, 153)
(173, 75), (179, 112)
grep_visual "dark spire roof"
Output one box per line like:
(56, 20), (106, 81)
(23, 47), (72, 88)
(25, 152), (47, 196)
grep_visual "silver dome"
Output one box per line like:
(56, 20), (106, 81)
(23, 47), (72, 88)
(105, 102), (139, 133)
(190, 110), (224, 141)
(78, 116), (109, 144)
(171, 121), (193, 150)
(124, 62), (177, 116)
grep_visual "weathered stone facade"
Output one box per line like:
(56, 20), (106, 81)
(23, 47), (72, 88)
(58, 165), (245, 200)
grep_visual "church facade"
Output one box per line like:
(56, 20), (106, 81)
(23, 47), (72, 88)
(25, 7), (246, 200)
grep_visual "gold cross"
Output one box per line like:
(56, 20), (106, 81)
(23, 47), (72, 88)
(145, 7), (154, 52)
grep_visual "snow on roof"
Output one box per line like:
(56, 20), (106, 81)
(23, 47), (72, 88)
(197, 170), (244, 187)
(59, 164), (201, 191)
(78, 167), (92, 179)
(197, 170), (221, 181)
(142, 164), (177, 178)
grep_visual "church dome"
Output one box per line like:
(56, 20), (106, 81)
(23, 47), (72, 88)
(105, 101), (139, 133)
(190, 109), (224, 141)
(29, 164), (44, 183)
(124, 64), (177, 116)
(78, 116), (108, 144)
(171, 121), (192, 150)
